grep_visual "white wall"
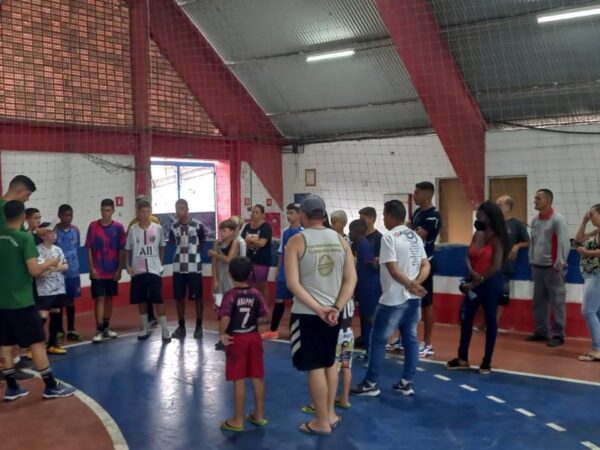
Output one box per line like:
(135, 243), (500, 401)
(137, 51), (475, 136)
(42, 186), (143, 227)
(487, 124), (600, 234)
(282, 135), (456, 229)
(1, 151), (136, 235)
(241, 161), (283, 220)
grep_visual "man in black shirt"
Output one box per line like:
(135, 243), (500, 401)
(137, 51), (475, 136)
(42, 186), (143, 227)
(410, 182), (441, 357)
(496, 195), (530, 321)
(358, 207), (382, 257)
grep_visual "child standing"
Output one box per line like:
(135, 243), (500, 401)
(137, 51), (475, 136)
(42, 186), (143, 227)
(36, 228), (69, 354)
(261, 203), (302, 340)
(125, 199), (170, 341)
(219, 257), (269, 432)
(170, 199), (207, 340)
(55, 204), (82, 341)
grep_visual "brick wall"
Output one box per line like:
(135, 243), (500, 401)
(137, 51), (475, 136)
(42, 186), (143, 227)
(0, 0), (216, 135)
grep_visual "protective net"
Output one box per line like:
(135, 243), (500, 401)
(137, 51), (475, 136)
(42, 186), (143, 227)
(2, 0), (600, 334)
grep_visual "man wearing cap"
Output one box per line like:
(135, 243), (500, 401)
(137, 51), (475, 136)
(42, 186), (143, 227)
(285, 195), (357, 436)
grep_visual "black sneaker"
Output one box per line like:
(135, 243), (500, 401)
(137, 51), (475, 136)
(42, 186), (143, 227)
(479, 362), (492, 374)
(547, 336), (564, 347)
(215, 341), (225, 351)
(446, 358), (470, 370)
(392, 380), (415, 396)
(172, 326), (186, 339)
(526, 333), (547, 342)
(193, 326), (203, 339)
(350, 381), (381, 397)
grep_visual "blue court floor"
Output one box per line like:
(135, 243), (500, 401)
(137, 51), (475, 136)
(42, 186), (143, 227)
(51, 332), (600, 450)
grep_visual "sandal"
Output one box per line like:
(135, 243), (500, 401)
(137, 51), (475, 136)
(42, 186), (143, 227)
(246, 414), (268, 427)
(299, 422), (331, 436)
(334, 399), (351, 409)
(301, 404), (316, 414)
(578, 352), (600, 362)
(220, 420), (244, 432)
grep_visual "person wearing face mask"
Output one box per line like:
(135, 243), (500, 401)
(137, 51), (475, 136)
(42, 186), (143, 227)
(446, 201), (508, 374)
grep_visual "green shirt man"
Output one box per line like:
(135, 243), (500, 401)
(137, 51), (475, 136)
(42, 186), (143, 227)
(0, 227), (39, 309)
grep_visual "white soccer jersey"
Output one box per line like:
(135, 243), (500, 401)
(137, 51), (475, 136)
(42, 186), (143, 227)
(126, 223), (166, 276)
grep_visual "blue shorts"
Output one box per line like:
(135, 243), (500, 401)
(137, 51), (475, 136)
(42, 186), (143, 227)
(64, 277), (81, 305)
(275, 281), (293, 301)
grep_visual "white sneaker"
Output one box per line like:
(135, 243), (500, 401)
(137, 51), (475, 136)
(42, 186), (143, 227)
(419, 343), (434, 357)
(92, 332), (103, 344)
(386, 339), (403, 351)
(102, 328), (118, 339)
(161, 328), (171, 342)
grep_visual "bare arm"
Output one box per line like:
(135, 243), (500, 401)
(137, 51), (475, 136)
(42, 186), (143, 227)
(575, 213), (594, 243)
(215, 239), (240, 263)
(219, 316), (233, 345)
(332, 239), (358, 311)
(26, 257), (58, 278)
(87, 248), (98, 279)
(159, 246), (165, 265)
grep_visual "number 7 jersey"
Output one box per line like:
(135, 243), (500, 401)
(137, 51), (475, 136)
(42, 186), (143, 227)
(218, 287), (268, 334)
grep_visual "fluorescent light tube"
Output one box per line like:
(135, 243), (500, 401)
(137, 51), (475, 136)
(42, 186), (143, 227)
(538, 5), (600, 23)
(306, 49), (355, 63)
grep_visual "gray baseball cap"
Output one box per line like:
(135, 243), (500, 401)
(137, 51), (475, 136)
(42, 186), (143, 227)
(300, 194), (326, 214)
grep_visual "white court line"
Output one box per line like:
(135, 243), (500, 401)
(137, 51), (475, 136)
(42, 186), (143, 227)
(434, 374), (451, 381)
(582, 441), (600, 450)
(515, 408), (535, 417)
(546, 423), (567, 432)
(486, 395), (506, 404)
(416, 367), (426, 372)
(460, 384), (478, 392)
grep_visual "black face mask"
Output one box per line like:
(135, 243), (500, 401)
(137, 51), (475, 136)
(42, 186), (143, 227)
(474, 220), (487, 231)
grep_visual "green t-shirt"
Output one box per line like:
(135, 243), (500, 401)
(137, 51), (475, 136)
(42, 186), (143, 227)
(0, 228), (39, 309)
(0, 198), (6, 229)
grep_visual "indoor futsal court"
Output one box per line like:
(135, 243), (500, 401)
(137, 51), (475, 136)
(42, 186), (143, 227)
(2, 1), (600, 450)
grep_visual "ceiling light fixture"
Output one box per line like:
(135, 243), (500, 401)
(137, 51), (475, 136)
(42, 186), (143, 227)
(306, 49), (355, 63)
(537, 5), (600, 23)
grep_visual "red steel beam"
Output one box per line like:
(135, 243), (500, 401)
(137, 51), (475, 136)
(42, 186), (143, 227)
(147, 0), (283, 208)
(129, 0), (152, 196)
(376, 0), (486, 206)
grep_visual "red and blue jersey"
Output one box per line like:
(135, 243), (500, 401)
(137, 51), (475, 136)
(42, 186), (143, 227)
(85, 220), (126, 279)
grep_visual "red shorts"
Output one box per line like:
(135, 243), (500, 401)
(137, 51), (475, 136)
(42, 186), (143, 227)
(225, 332), (264, 381)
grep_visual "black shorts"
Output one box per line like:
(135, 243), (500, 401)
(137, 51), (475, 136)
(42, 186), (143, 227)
(173, 272), (203, 301)
(0, 306), (46, 347)
(290, 313), (340, 371)
(91, 279), (119, 298)
(36, 294), (67, 311)
(421, 258), (436, 308)
(130, 273), (163, 304)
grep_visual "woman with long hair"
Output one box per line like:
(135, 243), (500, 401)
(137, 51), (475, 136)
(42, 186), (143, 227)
(447, 201), (508, 374)
(575, 204), (600, 362)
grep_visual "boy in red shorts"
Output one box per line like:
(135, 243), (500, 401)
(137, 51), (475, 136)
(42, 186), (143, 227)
(219, 257), (269, 432)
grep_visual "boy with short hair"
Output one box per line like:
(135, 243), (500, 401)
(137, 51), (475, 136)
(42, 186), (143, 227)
(1, 200), (75, 401)
(170, 199), (207, 340)
(126, 200), (170, 341)
(36, 228), (69, 354)
(262, 203), (303, 340)
(86, 199), (126, 343)
(219, 257), (269, 432)
(25, 208), (43, 245)
(230, 215), (247, 257)
(55, 204), (82, 341)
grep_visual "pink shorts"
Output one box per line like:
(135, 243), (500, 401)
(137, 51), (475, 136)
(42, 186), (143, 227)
(249, 264), (269, 283)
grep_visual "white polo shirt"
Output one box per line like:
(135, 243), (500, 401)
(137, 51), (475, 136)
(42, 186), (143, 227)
(379, 225), (426, 306)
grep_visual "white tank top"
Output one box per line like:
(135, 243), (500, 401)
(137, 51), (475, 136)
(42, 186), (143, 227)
(291, 228), (346, 315)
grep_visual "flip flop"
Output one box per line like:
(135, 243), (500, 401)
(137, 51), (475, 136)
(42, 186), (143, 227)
(220, 420), (244, 432)
(578, 353), (600, 362)
(246, 414), (269, 427)
(299, 422), (331, 437)
(331, 416), (343, 429)
(301, 404), (316, 414)
(334, 400), (351, 409)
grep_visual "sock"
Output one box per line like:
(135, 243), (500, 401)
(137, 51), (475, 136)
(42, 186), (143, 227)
(178, 319), (185, 327)
(140, 314), (149, 332)
(48, 313), (60, 347)
(96, 323), (103, 333)
(158, 315), (168, 331)
(102, 318), (110, 330)
(271, 303), (285, 332)
(39, 366), (58, 389)
(2, 368), (19, 390)
(195, 319), (202, 328)
(67, 306), (75, 331)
